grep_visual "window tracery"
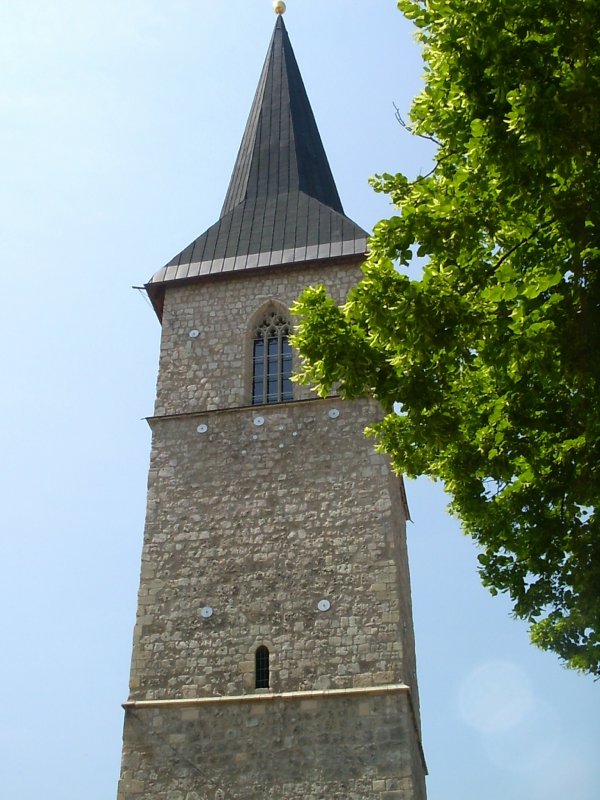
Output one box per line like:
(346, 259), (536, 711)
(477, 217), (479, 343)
(252, 311), (293, 404)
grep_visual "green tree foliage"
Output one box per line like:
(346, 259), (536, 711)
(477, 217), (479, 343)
(292, 0), (600, 675)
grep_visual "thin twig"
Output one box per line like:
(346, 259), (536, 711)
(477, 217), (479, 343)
(494, 219), (556, 272)
(393, 102), (442, 147)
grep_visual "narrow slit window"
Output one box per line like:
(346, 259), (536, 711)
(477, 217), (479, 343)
(252, 312), (293, 405)
(255, 646), (270, 689)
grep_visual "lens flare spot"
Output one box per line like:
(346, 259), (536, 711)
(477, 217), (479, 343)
(459, 660), (533, 733)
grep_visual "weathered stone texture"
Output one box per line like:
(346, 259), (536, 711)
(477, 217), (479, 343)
(118, 261), (426, 799)
(129, 398), (415, 700)
(153, 262), (361, 416)
(118, 693), (425, 800)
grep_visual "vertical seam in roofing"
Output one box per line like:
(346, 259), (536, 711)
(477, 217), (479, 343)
(282, 23), (297, 200)
(226, 206), (244, 263)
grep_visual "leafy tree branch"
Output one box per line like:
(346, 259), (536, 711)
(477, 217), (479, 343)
(292, 0), (600, 675)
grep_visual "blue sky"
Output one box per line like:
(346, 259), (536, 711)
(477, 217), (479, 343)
(1, 2), (598, 798)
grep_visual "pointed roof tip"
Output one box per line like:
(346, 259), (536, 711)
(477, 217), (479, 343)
(221, 11), (343, 217)
(145, 6), (368, 317)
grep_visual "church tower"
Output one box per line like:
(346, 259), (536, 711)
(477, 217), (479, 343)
(117, 10), (427, 800)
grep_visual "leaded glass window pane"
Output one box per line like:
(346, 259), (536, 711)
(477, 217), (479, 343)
(252, 311), (293, 405)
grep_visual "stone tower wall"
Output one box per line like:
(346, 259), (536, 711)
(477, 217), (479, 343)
(118, 259), (426, 800)
(153, 262), (358, 416)
(128, 397), (415, 698)
(119, 691), (425, 800)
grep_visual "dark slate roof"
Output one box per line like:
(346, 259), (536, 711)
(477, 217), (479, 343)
(147, 15), (368, 317)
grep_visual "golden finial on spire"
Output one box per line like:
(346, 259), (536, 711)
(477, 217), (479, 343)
(273, 1), (286, 14)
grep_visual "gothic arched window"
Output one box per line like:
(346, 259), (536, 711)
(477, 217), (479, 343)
(252, 311), (293, 405)
(255, 646), (270, 689)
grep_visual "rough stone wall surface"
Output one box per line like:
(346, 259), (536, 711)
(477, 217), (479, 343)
(153, 261), (361, 416)
(129, 398), (415, 699)
(118, 260), (426, 799)
(117, 693), (425, 800)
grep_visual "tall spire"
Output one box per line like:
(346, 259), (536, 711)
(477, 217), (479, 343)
(220, 15), (343, 217)
(147, 15), (367, 317)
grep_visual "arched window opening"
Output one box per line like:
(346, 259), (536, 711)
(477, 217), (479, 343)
(255, 645), (270, 689)
(252, 312), (293, 405)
